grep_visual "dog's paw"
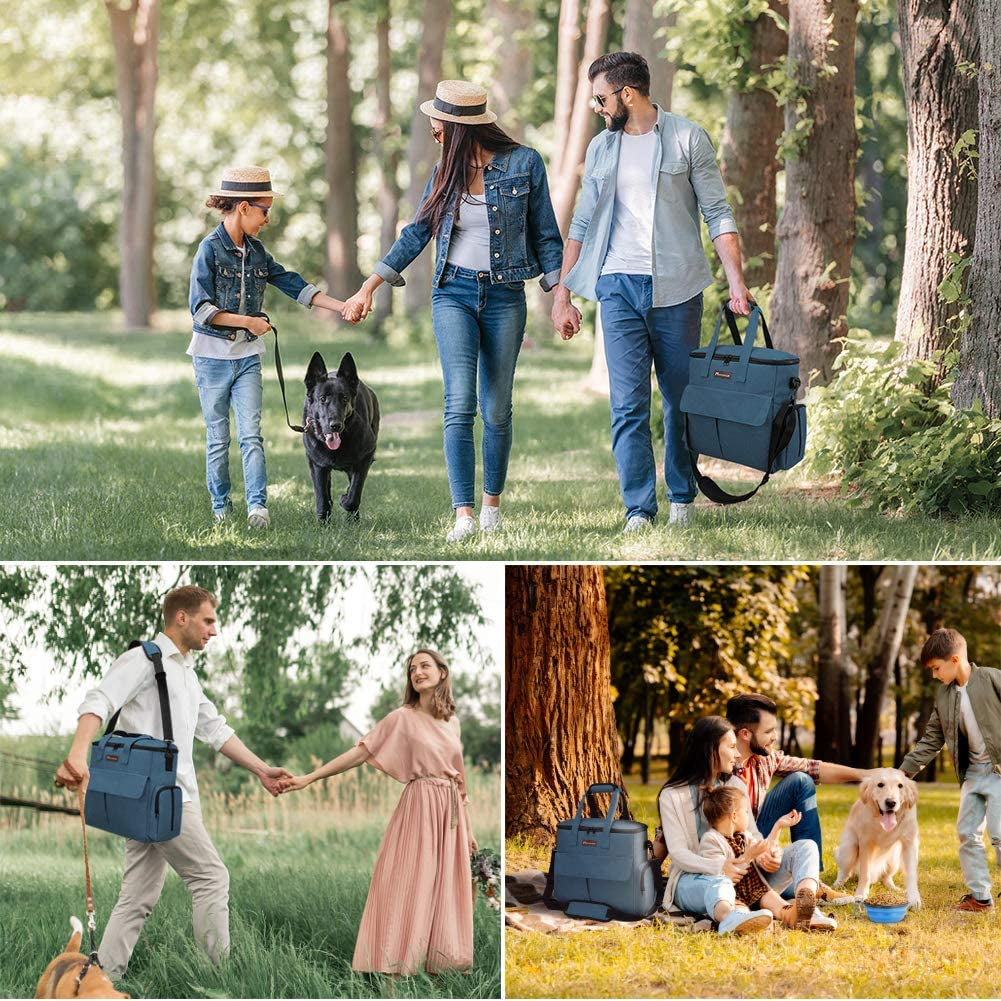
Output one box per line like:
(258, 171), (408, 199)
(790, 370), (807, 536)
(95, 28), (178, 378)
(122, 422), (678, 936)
(339, 494), (360, 518)
(317, 509), (331, 523)
(908, 892), (922, 910)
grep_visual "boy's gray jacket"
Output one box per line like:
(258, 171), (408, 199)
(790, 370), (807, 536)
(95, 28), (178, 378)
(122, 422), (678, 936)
(899, 664), (1001, 782)
(564, 107), (737, 306)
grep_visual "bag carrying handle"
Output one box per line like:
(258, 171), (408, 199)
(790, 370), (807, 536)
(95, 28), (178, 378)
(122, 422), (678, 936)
(105, 641), (176, 769)
(688, 401), (799, 505)
(700, 305), (773, 383)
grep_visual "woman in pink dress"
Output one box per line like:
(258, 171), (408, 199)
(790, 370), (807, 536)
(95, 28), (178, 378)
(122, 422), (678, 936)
(278, 649), (477, 975)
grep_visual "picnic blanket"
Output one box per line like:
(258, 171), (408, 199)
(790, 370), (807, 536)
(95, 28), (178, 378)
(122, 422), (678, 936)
(505, 869), (714, 934)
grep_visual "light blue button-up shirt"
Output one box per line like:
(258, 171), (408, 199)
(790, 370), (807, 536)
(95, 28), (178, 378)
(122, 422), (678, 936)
(564, 107), (738, 307)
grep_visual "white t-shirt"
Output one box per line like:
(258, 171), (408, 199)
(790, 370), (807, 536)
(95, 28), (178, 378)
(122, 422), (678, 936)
(446, 193), (492, 271)
(601, 129), (659, 276)
(958, 682), (991, 765)
(187, 245), (265, 360)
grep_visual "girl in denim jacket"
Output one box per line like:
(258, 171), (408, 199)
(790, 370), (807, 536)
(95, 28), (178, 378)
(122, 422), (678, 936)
(344, 81), (564, 543)
(188, 166), (347, 528)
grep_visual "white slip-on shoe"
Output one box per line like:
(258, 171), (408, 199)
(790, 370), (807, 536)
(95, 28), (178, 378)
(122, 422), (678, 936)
(669, 502), (693, 525)
(247, 507), (270, 529)
(807, 909), (838, 932)
(480, 506), (502, 532)
(623, 514), (653, 534)
(718, 909), (773, 935)
(446, 515), (477, 543)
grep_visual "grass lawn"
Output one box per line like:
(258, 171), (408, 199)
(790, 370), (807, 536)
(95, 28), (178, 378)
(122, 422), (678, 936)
(505, 778), (999, 999)
(1, 310), (998, 560)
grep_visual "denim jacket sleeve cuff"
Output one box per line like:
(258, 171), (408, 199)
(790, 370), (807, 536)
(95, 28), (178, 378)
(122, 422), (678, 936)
(374, 260), (406, 287)
(193, 302), (222, 325)
(539, 268), (562, 293)
(297, 283), (320, 307)
(709, 217), (739, 240)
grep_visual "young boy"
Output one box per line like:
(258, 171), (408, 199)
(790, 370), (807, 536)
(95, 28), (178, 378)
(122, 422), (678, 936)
(899, 628), (1001, 912)
(700, 786), (817, 931)
(189, 166), (348, 528)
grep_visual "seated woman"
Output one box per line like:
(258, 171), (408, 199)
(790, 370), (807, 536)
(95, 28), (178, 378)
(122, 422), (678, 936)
(658, 715), (837, 935)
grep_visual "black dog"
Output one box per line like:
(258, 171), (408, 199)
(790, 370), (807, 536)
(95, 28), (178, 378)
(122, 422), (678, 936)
(302, 351), (379, 520)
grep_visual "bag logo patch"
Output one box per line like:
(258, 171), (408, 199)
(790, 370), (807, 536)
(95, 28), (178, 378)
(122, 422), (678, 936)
(713, 370), (732, 379)
(105, 754), (119, 762)
(581, 838), (597, 846)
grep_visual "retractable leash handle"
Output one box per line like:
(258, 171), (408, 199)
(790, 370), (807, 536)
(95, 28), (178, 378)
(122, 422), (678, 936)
(247, 311), (307, 434)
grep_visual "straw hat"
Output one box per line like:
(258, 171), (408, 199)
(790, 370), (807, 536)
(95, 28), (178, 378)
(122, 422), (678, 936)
(419, 80), (497, 126)
(210, 165), (281, 200)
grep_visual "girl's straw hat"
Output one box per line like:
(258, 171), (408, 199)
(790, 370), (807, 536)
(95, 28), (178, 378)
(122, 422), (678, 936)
(419, 80), (497, 126)
(210, 166), (281, 199)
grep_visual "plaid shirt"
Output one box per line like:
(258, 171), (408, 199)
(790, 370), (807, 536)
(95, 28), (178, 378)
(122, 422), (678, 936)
(735, 750), (822, 818)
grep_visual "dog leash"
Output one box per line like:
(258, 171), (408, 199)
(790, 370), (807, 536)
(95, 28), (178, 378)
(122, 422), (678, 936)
(250, 312), (306, 434)
(58, 759), (105, 993)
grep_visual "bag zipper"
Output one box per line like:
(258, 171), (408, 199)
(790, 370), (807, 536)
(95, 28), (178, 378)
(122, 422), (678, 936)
(691, 350), (797, 366)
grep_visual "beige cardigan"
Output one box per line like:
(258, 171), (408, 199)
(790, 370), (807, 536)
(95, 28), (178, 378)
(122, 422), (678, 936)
(658, 776), (760, 912)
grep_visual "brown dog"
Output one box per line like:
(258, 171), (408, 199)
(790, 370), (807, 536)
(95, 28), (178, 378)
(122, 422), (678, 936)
(35, 917), (129, 999)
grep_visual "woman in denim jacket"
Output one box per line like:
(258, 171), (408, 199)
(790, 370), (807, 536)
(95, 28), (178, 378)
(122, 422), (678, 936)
(188, 166), (346, 528)
(344, 81), (564, 543)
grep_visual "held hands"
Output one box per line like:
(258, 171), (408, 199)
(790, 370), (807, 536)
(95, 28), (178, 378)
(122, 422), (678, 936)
(275, 773), (313, 794)
(551, 298), (582, 340)
(341, 289), (374, 325)
(258, 765), (294, 798)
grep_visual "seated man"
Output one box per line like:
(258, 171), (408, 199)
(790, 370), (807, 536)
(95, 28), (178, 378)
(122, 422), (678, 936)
(726, 693), (867, 886)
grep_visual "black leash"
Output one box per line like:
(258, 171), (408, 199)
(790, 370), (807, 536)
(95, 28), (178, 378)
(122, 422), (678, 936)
(250, 312), (306, 434)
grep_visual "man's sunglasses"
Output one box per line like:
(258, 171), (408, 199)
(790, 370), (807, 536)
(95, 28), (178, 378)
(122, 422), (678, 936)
(246, 201), (271, 217)
(591, 86), (625, 110)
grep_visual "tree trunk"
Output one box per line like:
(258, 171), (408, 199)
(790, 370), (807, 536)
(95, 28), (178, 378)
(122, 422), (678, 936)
(815, 563), (847, 760)
(551, 0), (612, 235)
(771, 0), (858, 386)
(894, 653), (904, 764)
(506, 565), (622, 842)
(487, 0), (533, 141)
(640, 686), (655, 785)
(402, 0), (451, 314)
(106, 0), (158, 330)
(623, 0), (677, 110)
(552, 0), (582, 179)
(855, 565), (919, 768)
(621, 702), (643, 773)
(954, 0), (1001, 417)
(895, 1), (979, 370)
(325, 0), (362, 298)
(719, 0), (787, 290)
(372, 6), (401, 330)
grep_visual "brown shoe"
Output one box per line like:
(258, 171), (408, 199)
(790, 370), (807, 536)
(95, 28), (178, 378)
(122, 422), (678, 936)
(794, 884), (817, 930)
(952, 893), (995, 913)
(817, 881), (854, 905)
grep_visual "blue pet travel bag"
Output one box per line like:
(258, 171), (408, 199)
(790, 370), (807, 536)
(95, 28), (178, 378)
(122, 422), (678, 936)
(681, 304), (806, 504)
(84, 641), (182, 843)
(544, 784), (663, 921)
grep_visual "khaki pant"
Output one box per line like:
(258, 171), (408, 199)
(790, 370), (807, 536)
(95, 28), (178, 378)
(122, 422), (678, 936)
(100, 802), (230, 981)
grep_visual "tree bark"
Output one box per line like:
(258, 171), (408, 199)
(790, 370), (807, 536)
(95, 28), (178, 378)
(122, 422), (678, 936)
(623, 0), (677, 110)
(402, 0), (451, 314)
(895, 1), (979, 370)
(106, 0), (158, 330)
(552, 0), (582, 179)
(551, 0), (612, 235)
(954, 0), (1001, 417)
(487, 0), (533, 142)
(640, 686), (655, 785)
(325, 0), (362, 298)
(815, 563), (847, 760)
(771, 0), (858, 386)
(720, 0), (787, 290)
(372, 6), (401, 329)
(505, 565), (622, 842)
(855, 565), (919, 769)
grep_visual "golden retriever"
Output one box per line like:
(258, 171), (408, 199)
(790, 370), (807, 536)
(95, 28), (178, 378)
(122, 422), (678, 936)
(833, 767), (921, 909)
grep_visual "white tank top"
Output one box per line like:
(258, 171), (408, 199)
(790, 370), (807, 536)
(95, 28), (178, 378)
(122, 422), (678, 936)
(447, 193), (491, 271)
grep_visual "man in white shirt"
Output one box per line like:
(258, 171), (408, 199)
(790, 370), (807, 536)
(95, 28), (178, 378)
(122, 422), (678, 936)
(55, 585), (292, 982)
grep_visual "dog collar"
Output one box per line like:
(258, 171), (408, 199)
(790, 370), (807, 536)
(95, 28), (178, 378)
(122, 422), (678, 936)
(74, 951), (103, 996)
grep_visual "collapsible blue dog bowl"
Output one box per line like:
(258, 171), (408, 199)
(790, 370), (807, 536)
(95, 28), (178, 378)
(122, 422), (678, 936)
(861, 901), (908, 923)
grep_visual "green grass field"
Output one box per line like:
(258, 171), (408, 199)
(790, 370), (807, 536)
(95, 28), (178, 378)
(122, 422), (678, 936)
(505, 777), (1000, 999)
(0, 744), (500, 999)
(1, 310), (998, 560)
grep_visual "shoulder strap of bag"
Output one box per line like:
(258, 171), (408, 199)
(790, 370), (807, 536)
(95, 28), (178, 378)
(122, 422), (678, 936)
(249, 311), (306, 433)
(104, 641), (174, 746)
(688, 401), (798, 505)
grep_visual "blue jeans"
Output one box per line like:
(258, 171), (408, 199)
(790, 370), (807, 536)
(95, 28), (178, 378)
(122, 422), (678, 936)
(957, 763), (1001, 901)
(192, 355), (266, 513)
(430, 265), (527, 507)
(757, 771), (824, 897)
(595, 274), (702, 520)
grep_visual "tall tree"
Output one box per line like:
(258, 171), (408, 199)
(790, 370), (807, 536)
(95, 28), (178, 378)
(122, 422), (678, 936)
(402, 0), (451, 314)
(325, 0), (362, 297)
(895, 1), (978, 369)
(771, 0), (859, 385)
(551, 0), (582, 179)
(106, 0), (158, 329)
(954, 0), (1001, 418)
(623, 0), (677, 108)
(719, 1), (787, 290)
(505, 565), (622, 841)
(486, 0), (533, 141)
(815, 563), (847, 760)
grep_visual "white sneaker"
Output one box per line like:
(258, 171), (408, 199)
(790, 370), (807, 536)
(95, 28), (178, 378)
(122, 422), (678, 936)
(669, 502), (693, 525)
(623, 514), (653, 534)
(480, 506), (502, 532)
(247, 507), (270, 529)
(446, 515), (477, 543)
(807, 910), (838, 932)
(718, 910), (772, 935)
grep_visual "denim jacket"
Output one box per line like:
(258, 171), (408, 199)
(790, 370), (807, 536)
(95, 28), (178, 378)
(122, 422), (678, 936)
(374, 145), (563, 290)
(564, 108), (738, 307)
(189, 223), (320, 341)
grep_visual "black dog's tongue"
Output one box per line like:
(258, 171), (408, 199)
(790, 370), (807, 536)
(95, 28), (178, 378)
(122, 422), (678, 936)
(325, 431), (341, 451)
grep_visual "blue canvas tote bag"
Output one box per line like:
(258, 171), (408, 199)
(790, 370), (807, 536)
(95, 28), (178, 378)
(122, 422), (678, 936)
(544, 783), (663, 921)
(84, 641), (182, 842)
(681, 304), (806, 504)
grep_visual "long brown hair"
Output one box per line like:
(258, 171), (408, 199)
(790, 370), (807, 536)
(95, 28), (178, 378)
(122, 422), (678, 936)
(403, 648), (456, 721)
(418, 120), (520, 235)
